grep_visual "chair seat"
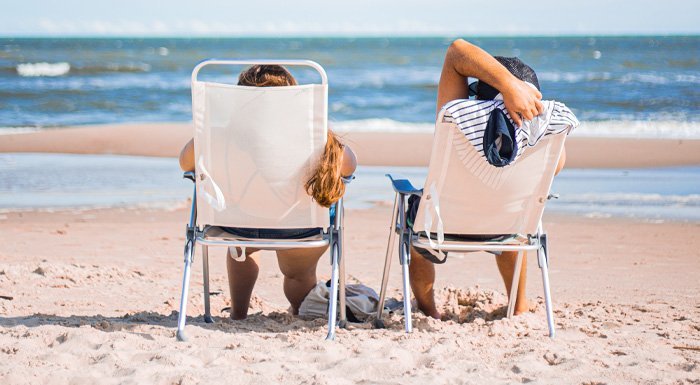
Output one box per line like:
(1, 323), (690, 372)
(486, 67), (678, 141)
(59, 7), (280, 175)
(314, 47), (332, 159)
(196, 226), (329, 249)
(411, 232), (538, 252)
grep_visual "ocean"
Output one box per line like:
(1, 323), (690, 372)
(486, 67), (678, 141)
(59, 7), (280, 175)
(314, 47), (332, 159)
(0, 36), (699, 219)
(1, 36), (699, 132)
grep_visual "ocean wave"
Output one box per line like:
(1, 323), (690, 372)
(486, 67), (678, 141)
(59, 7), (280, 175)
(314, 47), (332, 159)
(9, 62), (153, 77)
(0, 126), (42, 135)
(573, 120), (700, 139)
(557, 193), (700, 207)
(332, 119), (433, 133)
(331, 118), (700, 139)
(329, 66), (440, 89)
(72, 62), (153, 74)
(16, 62), (70, 77)
(1, 73), (189, 92)
(538, 71), (700, 85)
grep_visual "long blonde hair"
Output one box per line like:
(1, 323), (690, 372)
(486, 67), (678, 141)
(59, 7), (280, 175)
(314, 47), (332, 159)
(305, 131), (346, 207)
(239, 65), (345, 208)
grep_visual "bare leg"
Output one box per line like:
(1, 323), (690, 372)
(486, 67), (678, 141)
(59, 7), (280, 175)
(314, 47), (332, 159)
(495, 251), (529, 315)
(408, 248), (441, 319)
(226, 247), (261, 320)
(276, 246), (327, 314)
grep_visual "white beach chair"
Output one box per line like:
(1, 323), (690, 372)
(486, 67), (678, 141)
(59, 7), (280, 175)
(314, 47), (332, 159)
(177, 60), (349, 341)
(374, 108), (567, 337)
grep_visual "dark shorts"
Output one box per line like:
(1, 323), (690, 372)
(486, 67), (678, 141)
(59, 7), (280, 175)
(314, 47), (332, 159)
(220, 227), (323, 239)
(405, 195), (510, 263)
(220, 204), (336, 240)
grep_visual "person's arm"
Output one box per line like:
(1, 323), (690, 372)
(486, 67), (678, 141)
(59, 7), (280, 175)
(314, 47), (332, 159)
(179, 138), (195, 172)
(340, 145), (357, 177)
(437, 39), (543, 126)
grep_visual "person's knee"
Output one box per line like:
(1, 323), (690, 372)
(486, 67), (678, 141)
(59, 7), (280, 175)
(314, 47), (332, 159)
(278, 260), (318, 282)
(280, 262), (316, 281)
(276, 247), (324, 280)
(282, 265), (317, 282)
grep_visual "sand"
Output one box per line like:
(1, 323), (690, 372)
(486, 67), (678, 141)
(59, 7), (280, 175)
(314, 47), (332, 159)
(0, 205), (699, 384)
(2, 123), (700, 168)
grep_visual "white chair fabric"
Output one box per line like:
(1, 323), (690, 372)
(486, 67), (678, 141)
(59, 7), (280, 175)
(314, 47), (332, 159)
(413, 120), (566, 236)
(192, 81), (329, 229)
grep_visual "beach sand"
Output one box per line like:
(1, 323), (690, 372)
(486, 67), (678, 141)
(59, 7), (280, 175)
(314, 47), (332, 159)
(1, 125), (699, 384)
(0, 205), (699, 384)
(2, 123), (700, 168)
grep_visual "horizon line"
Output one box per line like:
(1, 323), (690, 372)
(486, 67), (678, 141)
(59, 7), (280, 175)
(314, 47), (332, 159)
(2, 32), (699, 39)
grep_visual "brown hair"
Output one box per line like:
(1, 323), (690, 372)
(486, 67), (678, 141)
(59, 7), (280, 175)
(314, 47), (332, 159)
(239, 64), (345, 208)
(238, 64), (297, 87)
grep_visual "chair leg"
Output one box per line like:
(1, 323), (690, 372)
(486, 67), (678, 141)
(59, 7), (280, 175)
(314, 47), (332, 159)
(400, 242), (413, 333)
(202, 245), (214, 324)
(374, 194), (399, 329)
(338, 236), (348, 329)
(176, 239), (195, 341)
(506, 251), (524, 319)
(538, 247), (556, 338)
(325, 241), (340, 341)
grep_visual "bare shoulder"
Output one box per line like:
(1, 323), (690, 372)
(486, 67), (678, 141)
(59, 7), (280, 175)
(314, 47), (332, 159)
(341, 145), (357, 177)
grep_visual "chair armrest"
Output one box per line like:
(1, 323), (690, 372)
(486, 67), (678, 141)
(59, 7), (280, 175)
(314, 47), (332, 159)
(386, 174), (422, 196)
(183, 171), (196, 182)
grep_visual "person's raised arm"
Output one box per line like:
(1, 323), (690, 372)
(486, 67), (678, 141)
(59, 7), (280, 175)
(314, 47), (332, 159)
(437, 39), (543, 126)
(179, 138), (195, 172)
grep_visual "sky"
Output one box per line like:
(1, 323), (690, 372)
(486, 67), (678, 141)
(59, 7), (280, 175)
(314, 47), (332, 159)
(2, 0), (699, 37)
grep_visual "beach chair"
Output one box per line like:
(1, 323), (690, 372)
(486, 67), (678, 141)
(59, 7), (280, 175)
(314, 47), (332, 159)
(374, 107), (567, 338)
(177, 60), (349, 341)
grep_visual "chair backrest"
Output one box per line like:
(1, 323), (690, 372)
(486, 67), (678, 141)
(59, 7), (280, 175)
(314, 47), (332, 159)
(191, 60), (330, 229)
(412, 113), (567, 236)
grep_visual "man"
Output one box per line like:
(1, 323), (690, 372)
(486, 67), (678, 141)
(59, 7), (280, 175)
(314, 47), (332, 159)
(409, 39), (574, 318)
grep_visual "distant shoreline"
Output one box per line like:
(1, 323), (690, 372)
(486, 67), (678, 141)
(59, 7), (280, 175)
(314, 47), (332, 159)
(1, 122), (700, 168)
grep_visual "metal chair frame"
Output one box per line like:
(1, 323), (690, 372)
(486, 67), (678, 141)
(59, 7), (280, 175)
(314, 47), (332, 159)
(176, 59), (347, 342)
(374, 175), (556, 338)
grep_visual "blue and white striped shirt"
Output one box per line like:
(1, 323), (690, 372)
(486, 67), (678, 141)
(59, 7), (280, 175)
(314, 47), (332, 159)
(442, 99), (579, 161)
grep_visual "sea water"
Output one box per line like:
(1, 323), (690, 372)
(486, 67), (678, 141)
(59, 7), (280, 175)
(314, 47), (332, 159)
(1, 153), (698, 222)
(2, 36), (698, 130)
(0, 37), (698, 219)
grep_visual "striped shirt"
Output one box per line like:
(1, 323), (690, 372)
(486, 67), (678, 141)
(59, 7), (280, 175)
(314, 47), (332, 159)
(442, 99), (579, 161)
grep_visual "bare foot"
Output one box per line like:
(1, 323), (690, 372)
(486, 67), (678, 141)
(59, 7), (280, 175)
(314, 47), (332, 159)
(513, 299), (534, 316)
(222, 306), (248, 320)
(416, 301), (441, 319)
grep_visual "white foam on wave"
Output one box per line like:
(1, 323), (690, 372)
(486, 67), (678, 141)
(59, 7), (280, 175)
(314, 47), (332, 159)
(560, 193), (700, 206)
(332, 118), (700, 139)
(16, 62), (70, 77)
(573, 120), (700, 139)
(333, 119), (433, 133)
(0, 126), (42, 135)
(538, 71), (700, 85)
(8, 73), (189, 91)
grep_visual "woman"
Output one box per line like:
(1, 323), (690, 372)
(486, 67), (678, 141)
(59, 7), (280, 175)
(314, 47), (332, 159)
(179, 64), (357, 320)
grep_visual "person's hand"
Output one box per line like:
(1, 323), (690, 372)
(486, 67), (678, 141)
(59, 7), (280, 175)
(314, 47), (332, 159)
(501, 78), (544, 127)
